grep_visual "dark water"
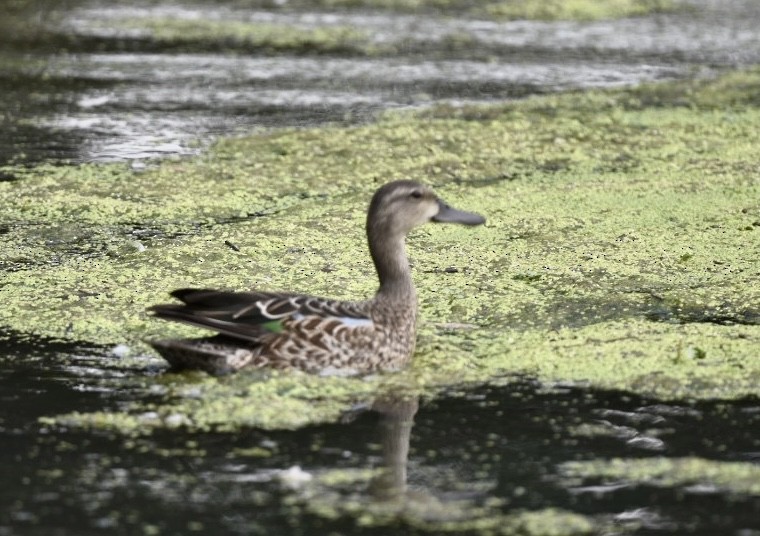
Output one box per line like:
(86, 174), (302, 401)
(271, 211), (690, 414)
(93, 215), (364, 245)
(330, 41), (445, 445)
(3, 0), (760, 164)
(2, 331), (759, 535)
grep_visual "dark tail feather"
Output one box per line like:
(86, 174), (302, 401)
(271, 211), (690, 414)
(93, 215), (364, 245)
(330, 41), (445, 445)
(148, 303), (268, 342)
(170, 288), (225, 305)
(150, 336), (256, 375)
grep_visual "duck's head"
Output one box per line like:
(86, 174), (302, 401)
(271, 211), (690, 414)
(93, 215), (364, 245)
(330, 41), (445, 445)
(367, 180), (486, 238)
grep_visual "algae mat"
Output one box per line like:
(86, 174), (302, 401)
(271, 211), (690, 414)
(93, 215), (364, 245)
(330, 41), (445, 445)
(1, 69), (759, 432)
(97, 0), (676, 57)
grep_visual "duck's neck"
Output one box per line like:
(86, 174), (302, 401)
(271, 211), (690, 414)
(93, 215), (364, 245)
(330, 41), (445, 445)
(368, 229), (416, 301)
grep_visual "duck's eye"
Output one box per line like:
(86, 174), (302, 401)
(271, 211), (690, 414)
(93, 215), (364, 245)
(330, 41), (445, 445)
(410, 191), (423, 199)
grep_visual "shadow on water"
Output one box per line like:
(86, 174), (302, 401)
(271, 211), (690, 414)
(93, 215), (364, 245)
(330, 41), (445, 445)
(1, 329), (758, 535)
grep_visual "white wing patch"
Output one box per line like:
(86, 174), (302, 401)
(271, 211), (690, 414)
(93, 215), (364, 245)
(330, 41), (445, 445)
(289, 311), (373, 327)
(336, 317), (374, 328)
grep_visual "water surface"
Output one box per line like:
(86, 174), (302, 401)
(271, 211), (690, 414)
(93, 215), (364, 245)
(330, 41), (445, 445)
(3, 0), (760, 163)
(2, 332), (758, 534)
(2, 2), (760, 534)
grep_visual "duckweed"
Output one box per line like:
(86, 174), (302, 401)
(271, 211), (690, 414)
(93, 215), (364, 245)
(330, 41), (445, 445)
(483, 0), (676, 20)
(561, 457), (760, 497)
(1, 69), (758, 432)
(109, 18), (371, 55)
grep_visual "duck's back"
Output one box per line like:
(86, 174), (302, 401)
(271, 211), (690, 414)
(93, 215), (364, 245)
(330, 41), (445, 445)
(149, 293), (417, 375)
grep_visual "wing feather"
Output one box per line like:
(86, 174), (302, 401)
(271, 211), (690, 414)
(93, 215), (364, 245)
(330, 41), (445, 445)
(149, 288), (372, 342)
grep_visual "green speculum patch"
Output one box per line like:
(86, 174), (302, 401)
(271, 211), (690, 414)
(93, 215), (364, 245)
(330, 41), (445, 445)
(1, 69), (759, 435)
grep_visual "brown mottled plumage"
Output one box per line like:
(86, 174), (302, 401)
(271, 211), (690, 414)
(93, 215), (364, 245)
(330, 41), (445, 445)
(148, 180), (485, 375)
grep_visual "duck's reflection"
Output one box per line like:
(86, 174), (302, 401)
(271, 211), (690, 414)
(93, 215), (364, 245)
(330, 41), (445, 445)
(367, 395), (419, 501)
(284, 393), (501, 527)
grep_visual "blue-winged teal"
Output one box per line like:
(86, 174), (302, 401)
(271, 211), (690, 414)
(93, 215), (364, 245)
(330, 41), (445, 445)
(149, 180), (485, 374)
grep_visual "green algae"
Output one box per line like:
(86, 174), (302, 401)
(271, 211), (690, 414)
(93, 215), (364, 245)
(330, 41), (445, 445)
(109, 17), (370, 55)
(289, 458), (596, 534)
(74, 0), (681, 62)
(483, 0), (676, 21)
(1, 69), (760, 433)
(302, 471), (596, 535)
(560, 457), (760, 497)
(225, 0), (676, 21)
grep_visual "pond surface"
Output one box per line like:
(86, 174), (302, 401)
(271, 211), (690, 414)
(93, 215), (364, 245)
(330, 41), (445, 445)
(2, 1), (760, 534)
(3, 0), (760, 164)
(2, 331), (759, 535)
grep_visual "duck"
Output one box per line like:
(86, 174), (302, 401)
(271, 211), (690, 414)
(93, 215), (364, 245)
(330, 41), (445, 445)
(148, 180), (485, 375)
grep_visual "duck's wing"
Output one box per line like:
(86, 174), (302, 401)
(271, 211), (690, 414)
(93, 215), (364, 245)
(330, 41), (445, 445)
(148, 288), (372, 342)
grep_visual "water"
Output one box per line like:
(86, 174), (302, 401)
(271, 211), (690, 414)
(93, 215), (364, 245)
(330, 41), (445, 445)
(2, 1), (760, 533)
(3, 0), (760, 163)
(2, 332), (758, 534)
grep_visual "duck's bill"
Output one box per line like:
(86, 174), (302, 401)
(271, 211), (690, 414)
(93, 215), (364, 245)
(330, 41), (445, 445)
(432, 200), (486, 225)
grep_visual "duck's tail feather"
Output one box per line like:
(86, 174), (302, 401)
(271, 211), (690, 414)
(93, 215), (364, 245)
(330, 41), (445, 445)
(149, 336), (258, 375)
